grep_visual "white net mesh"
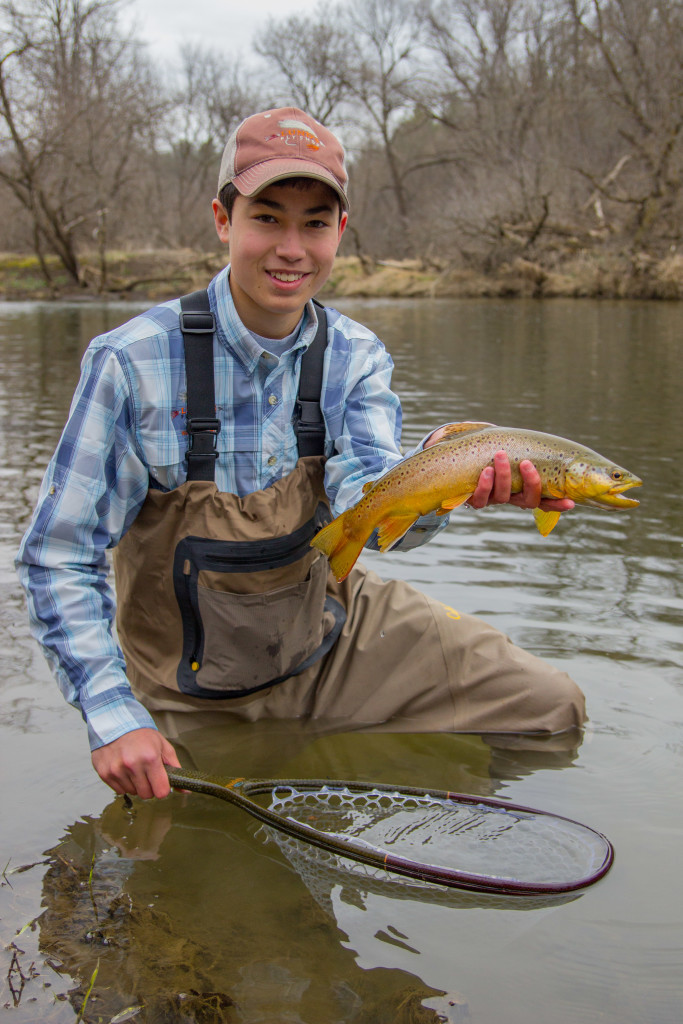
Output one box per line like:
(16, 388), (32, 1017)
(259, 825), (580, 912)
(265, 785), (609, 888)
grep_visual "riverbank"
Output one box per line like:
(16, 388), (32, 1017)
(2, 249), (683, 302)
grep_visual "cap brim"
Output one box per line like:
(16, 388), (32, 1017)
(229, 158), (349, 211)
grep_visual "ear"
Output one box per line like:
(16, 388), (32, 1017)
(212, 198), (230, 245)
(337, 210), (348, 246)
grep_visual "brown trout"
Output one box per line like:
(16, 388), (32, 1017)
(311, 421), (642, 582)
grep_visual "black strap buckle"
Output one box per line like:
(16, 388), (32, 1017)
(187, 417), (221, 452)
(295, 400), (324, 433)
(180, 311), (216, 334)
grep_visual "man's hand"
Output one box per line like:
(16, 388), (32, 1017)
(467, 450), (574, 512)
(91, 727), (181, 799)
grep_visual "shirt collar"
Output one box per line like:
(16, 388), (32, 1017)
(208, 265), (319, 375)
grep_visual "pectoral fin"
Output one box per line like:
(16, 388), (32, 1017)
(436, 493), (472, 515)
(543, 483), (565, 499)
(533, 508), (561, 537)
(376, 513), (420, 552)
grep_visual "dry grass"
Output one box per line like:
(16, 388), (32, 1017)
(326, 252), (683, 300)
(2, 248), (683, 302)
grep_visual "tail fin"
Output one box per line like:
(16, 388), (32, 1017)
(311, 512), (366, 583)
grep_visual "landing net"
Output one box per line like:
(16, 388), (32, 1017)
(266, 784), (612, 893)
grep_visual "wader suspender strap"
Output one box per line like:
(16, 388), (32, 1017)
(295, 298), (328, 458)
(179, 290), (328, 480)
(180, 290), (220, 482)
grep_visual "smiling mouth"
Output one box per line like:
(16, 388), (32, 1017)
(268, 270), (309, 282)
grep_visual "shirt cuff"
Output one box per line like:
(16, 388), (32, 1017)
(403, 424), (452, 457)
(82, 684), (159, 751)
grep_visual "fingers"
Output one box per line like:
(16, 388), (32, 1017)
(491, 451), (514, 503)
(538, 496), (574, 512)
(469, 455), (575, 511)
(511, 460), (575, 511)
(161, 735), (182, 769)
(509, 458), (542, 509)
(144, 758), (172, 801)
(91, 728), (179, 800)
(468, 451), (512, 508)
(465, 465), (494, 508)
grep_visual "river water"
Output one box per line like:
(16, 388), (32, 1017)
(1, 297), (681, 1023)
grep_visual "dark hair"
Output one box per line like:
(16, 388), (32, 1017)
(217, 182), (241, 222)
(217, 177), (343, 223)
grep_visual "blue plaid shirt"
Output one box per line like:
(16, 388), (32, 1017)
(16, 266), (446, 750)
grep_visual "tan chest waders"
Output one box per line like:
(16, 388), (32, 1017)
(115, 291), (585, 739)
(114, 291), (345, 703)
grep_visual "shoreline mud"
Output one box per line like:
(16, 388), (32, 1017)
(2, 250), (683, 303)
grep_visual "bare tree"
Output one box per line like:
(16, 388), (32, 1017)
(342, 0), (424, 236)
(256, 0), (425, 255)
(410, 2), (585, 262)
(566, 0), (683, 247)
(2, 0), (682, 273)
(156, 45), (263, 249)
(254, 9), (351, 124)
(0, 0), (161, 288)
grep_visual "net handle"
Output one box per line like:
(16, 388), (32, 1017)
(165, 767), (614, 895)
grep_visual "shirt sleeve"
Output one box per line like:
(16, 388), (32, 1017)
(322, 318), (449, 550)
(15, 343), (158, 750)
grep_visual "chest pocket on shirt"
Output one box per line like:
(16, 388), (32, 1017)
(215, 426), (258, 485)
(212, 424), (299, 482)
(140, 430), (185, 485)
(141, 425), (259, 488)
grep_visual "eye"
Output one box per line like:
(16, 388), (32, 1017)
(611, 470), (623, 481)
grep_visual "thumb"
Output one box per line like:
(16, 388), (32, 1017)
(160, 736), (182, 769)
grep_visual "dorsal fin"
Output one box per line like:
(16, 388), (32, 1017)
(435, 421), (495, 441)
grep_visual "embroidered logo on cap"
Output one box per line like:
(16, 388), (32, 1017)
(265, 118), (325, 151)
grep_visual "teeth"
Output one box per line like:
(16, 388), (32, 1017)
(271, 272), (304, 282)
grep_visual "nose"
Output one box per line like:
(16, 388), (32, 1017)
(274, 226), (306, 262)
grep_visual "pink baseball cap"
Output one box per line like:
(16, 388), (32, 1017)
(217, 107), (349, 210)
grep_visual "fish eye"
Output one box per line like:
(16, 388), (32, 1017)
(611, 470), (623, 481)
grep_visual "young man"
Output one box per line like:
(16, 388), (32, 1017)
(17, 108), (584, 800)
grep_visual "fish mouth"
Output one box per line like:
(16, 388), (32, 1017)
(587, 478), (642, 508)
(603, 494), (640, 508)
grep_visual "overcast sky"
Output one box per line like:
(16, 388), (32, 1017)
(125, 0), (322, 62)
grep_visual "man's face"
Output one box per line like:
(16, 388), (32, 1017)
(212, 181), (347, 338)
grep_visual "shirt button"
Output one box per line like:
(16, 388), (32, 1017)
(268, 395), (278, 405)
(267, 455), (277, 466)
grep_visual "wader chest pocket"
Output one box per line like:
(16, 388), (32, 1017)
(172, 520), (345, 699)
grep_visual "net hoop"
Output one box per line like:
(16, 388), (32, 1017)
(167, 769), (614, 896)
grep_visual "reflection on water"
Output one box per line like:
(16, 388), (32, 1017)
(34, 725), (579, 1023)
(1, 298), (682, 1023)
